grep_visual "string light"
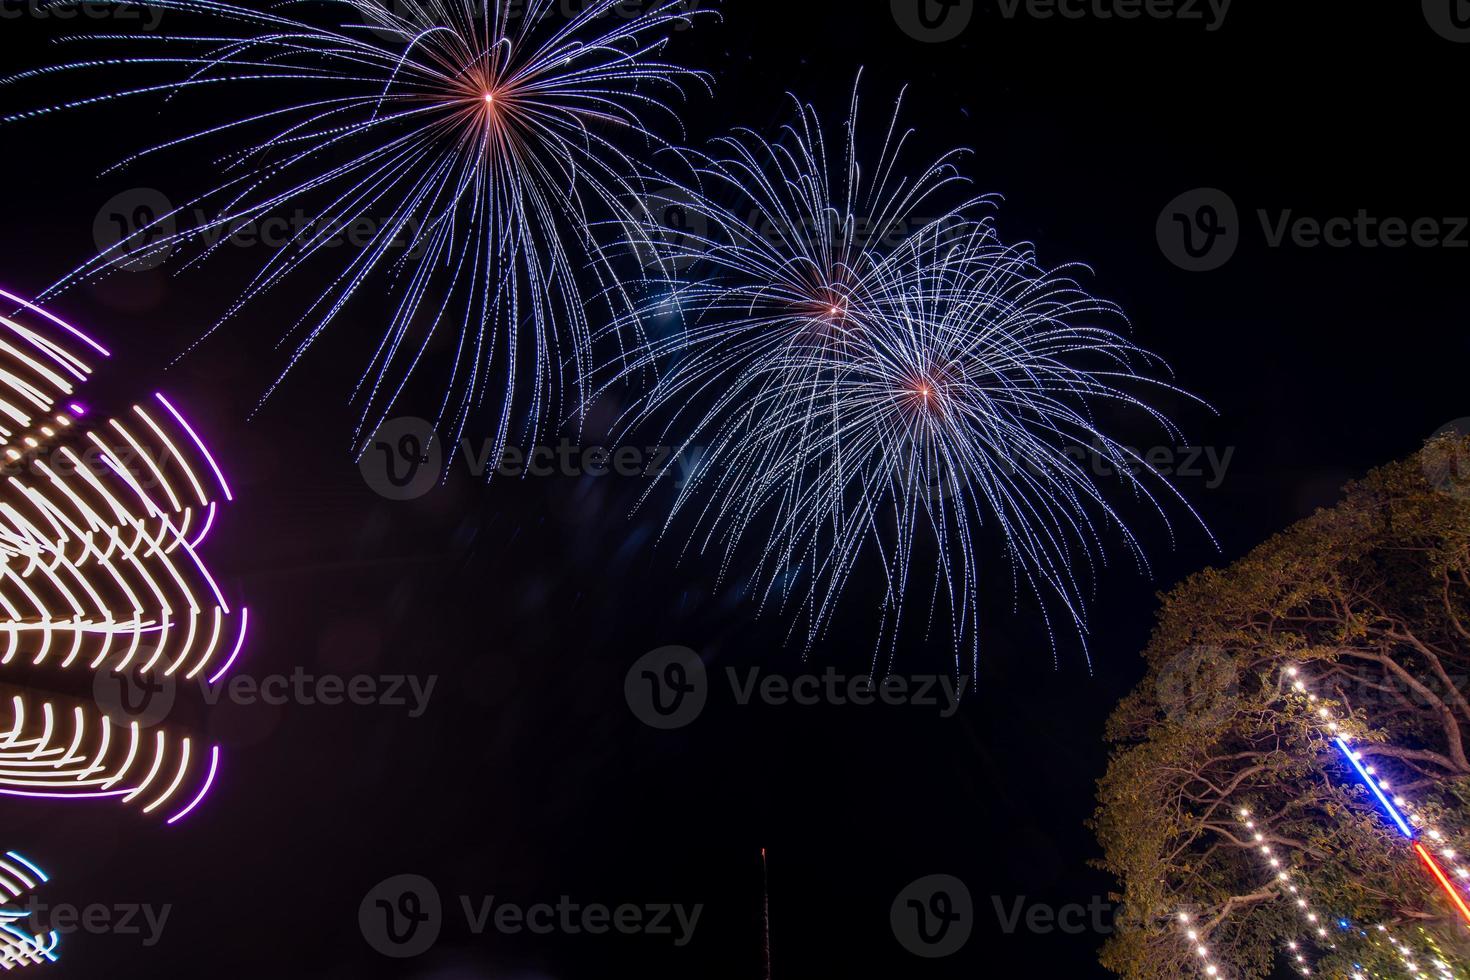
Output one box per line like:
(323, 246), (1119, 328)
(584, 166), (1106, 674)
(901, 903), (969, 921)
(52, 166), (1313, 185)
(1236, 809), (1446, 978)
(1175, 911), (1227, 978)
(1335, 737), (1415, 839)
(1236, 809), (1329, 975)
(1284, 665), (1470, 926)
(1417, 845), (1470, 926)
(1177, 658), (1470, 978)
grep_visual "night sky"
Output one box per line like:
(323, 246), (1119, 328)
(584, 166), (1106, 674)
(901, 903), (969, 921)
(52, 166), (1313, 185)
(0, 2), (1465, 977)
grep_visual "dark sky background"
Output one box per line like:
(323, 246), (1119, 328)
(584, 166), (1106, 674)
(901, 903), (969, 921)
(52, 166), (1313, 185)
(0, 1), (1465, 977)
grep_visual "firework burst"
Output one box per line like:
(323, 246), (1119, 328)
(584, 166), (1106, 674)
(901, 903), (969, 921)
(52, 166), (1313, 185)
(601, 81), (1212, 674)
(4, 0), (716, 453)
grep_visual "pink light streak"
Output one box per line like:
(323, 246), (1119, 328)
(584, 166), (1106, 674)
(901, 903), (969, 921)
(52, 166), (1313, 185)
(0, 787), (133, 800)
(166, 745), (220, 825)
(189, 501), (217, 549)
(0, 286), (111, 357)
(207, 608), (249, 686)
(154, 392), (233, 501)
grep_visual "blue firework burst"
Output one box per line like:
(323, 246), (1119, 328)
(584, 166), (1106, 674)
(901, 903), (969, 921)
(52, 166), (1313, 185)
(600, 79), (1212, 673)
(5, 0), (717, 454)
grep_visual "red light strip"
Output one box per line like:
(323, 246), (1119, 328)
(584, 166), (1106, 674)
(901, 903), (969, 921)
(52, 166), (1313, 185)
(1414, 842), (1470, 925)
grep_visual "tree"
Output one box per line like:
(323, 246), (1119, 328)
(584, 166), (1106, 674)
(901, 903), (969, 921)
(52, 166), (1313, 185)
(1094, 434), (1470, 979)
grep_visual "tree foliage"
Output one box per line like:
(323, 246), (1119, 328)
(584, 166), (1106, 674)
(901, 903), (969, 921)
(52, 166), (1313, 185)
(1094, 435), (1470, 979)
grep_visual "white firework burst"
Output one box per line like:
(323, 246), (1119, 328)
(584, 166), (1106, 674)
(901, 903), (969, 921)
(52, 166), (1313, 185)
(600, 80), (1212, 673)
(5, 0), (717, 454)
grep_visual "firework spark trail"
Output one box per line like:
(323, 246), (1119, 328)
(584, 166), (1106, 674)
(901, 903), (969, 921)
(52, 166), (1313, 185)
(597, 79), (1214, 674)
(761, 848), (771, 980)
(2, 0), (718, 457)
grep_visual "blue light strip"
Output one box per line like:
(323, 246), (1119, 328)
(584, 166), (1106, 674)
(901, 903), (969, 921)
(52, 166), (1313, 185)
(1, 922), (58, 963)
(3, 853), (47, 884)
(1334, 737), (1415, 839)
